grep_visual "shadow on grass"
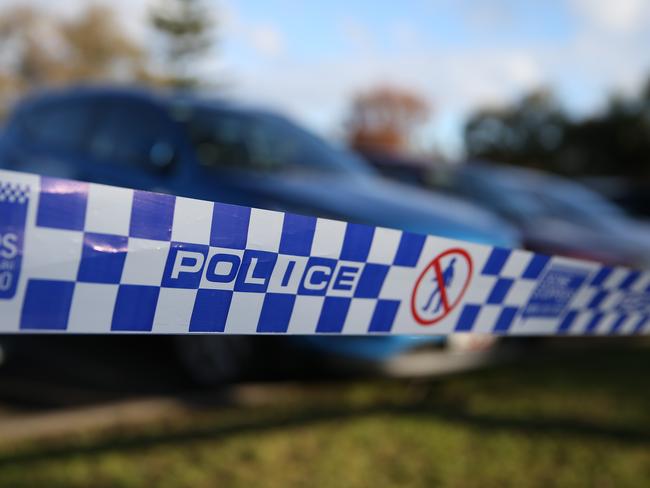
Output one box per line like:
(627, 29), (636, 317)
(1, 341), (649, 467)
(0, 401), (649, 468)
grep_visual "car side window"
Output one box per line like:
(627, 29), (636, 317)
(183, 107), (367, 174)
(186, 110), (255, 169)
(21, 99), (92, 151)
(186, 110), (305, 171)
(89, 99), (177, 171)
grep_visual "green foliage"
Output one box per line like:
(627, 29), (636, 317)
(464, 81), (650, 181)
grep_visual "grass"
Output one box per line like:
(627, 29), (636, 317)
(0, 340), (649, 487)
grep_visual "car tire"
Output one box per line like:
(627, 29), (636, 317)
(173, 335), (254, 386)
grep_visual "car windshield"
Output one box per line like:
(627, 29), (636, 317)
(451, 170), (547, 221)
(466, 168), (628, 229)
(531, 181), (627, 228)
(178, 105), (372, 175)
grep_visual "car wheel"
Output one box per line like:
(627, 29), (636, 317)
(173, 335), (254, 386)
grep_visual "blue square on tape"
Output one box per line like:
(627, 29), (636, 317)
(355, 263), (389, 298)
(585, 312), (605, 334)
(455, 304), (481, 332)
(522, 265), (589, 319)
(588, 290), (608, 309)
(129, 191), (175, 241)
(77, 233), (128, 284)
(279, 213), (316, 256)
(609, 314), (628, 334)
(557, 310), (579, 334)
(257, 293), (295, 333)
(111, 285), (160, 331)
(393, 232), (426, 267)
(486, 278), (514, 305)
(493, 306), (518, 333)
(340, 223), (374, 262)
(190, 289), (233, 332)
(20, 279), (75, 330)
(481, 247), (511, 276)
(590, 267), (612, 287)
(522, 254), (550, 280)
(619, 271), (640, 290)
(211, 202), (250, 249)
(316, 297), (350, 333)
(368, 299), (400, 332)
(36, 177), (88, 231)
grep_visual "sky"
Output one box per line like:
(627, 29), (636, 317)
(3, 0), (650, 158)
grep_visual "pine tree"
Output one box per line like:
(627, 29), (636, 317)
(150, 0), (215, 88)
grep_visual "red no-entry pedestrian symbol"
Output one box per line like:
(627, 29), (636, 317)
(410, 248), (473, 326)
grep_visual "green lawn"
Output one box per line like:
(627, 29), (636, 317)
(0, 341), (649, 488)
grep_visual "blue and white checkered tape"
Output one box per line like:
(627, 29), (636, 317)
(0, 169), (649, 335)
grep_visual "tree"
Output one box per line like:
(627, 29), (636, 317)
(150, 0), (215, 88)
(464, 90), (568, 172)
(346, 86), (431, 156)
(0, 5), (153, 113)
(58, 6), (151, 83)
(463, 84), (650, 181)
(0, 7), (59, 90)
(561, 94), (650, 180)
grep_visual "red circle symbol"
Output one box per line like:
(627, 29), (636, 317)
(410, 248), (473, 326)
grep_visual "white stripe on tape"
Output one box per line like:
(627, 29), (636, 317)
(0, 169), (649, 336)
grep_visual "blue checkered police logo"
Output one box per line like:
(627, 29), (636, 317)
(0, 181), (30, 299)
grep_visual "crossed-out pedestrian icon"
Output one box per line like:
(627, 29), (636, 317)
(411, 249), (473, 326)
(422, 257), (456, 313)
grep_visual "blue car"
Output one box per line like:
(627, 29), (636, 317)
(429, 162), (650, 268)
(0, 86), (519, 383)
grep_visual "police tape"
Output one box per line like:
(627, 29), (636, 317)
(0, 169), (649, 336)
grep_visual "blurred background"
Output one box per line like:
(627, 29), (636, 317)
(0, 1), (649, 487)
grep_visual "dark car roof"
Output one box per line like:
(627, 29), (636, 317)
(17, 85), (274, 119)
